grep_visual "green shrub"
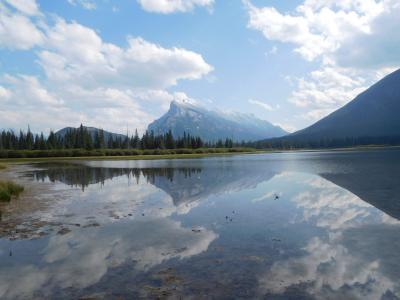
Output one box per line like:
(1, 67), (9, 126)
(0, 190), (10, 202)
(0, 181), (24, 202)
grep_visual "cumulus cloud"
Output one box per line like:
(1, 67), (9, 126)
(288, 67), (369, 120)
(3, 74), (63, 106)
(334, 2), (400, 69)
(245, 0), (400, 123)
(0, 2), (213, 133)
(0, 1), (44, 49)
(0, 74), (85, 132)
(137, 0), (214, 14)
(37, 19), (212, 89)
(245, 0), (387, 62)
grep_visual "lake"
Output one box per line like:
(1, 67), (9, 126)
(1, 150), (400, 299)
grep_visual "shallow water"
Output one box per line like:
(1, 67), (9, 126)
(1, 150), (400, 299)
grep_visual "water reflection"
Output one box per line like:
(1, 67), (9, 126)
(0, 218), (217, 299)
(32, 163), (202, 193)
(1, 153), (400, 299)
(31, 161), (277, 206)
(258, 173), (400, 300)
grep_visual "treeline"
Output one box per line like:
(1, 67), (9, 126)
(247, 135), (400, 150)
(0, 125), (235, 151)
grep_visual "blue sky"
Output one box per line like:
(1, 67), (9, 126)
(0, 0), (399, 134)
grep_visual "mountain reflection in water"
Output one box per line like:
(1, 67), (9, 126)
(0, 151), (399, 300)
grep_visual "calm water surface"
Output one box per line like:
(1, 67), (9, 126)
(1, 150), (400, 299)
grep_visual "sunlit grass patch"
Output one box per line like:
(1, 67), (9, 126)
(0, 181), (24, 202)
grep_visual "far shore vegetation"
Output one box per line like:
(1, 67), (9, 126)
(0, 124), (259, 159)
(0, 125), (240, 152)
(0, 181), (24, 202)
(2, 125), (398, 160)
(0, 147), (257, 160)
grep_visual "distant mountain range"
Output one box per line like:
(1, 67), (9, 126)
(55, 126), (126, 142)
(55, 69), (400, 147)
(148, 100), (287, 142)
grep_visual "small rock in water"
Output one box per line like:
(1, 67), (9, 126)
(192, 229), (202, 233)
(83, 222), (100, 228)
(272, 238), (281, 242)
(142, 213), (145, 216)
(57, 228), (71, 235)
(128, 214), (132, 216)
(9, 250), (12, 257)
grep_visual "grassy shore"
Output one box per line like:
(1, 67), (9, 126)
(0, 181), (24, 202)
(0, 164), (6, 170)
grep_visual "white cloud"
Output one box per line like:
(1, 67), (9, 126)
(39, 19), (213, 89)
(67, 0), (97, 10)
(248, 99), (278, 111)
(2, 74), (63, 106)
(289, 67), (366, 108)
(245, 0), (387, 62)
(245, 0), (400, 125)
(289, 66), (395, 121)
(246, 5), (325, 61)
(0, 3), (44, 49)
(334, 2), (400, 69)
(5, 0), (40, 16)
(137, 0), (214, 14)
(0, 86), (11, 101)
(0, 75), (82, 132)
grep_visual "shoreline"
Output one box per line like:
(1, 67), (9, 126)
(0, 150), (263, 163)
(0, 145), (398, 164)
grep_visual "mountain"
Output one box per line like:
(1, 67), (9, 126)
(290, 69), (400, 140)
(148, 100), (288, 142)
(55, 126), (126, 142)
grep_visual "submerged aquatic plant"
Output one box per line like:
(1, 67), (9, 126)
(0, 181), (24, 202)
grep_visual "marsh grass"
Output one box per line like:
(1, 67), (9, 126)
(0, 181), (24, 202)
